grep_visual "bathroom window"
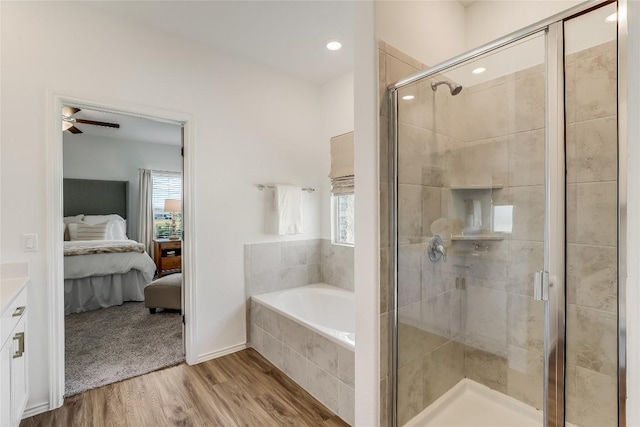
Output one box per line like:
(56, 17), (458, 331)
(152, 172), (182, 238)
(333, 194), (355, 245)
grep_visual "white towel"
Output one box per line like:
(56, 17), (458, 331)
(275, 184), (303, 235)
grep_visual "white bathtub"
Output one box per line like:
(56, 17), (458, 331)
(252, 283), (355, 350)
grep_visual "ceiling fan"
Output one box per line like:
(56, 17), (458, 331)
(62, 106), (120, 134)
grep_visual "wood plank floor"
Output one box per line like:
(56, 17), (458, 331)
(22, 348), (349, 427)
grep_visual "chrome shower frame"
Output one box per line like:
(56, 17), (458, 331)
(386, 0), (626, 426)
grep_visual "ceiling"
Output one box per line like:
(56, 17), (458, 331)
(459, 1), (477, 7)
(64, 108), (182, 146)
(81, 1), (355, 86)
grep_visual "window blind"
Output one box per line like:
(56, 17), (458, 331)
(329, 132), (354, 195)
(152, 172), (182, 211)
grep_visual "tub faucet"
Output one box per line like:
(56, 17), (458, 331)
(428, 235), (447, 262)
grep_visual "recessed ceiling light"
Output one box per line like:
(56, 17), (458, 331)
(605, 12), (617, 22)
(472, 67), (486, 74)
(402, 95), (415, 101)
(326, 40), (342, 51)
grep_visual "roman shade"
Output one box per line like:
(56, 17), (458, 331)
(329, 132), (354, 195)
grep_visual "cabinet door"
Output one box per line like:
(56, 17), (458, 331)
(11, 315), (27, 426)
(0, 340), (11, 427)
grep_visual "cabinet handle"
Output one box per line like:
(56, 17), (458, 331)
(13, 332), (24, 359)
(12, 306), (25, 317)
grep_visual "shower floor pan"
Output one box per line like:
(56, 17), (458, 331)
(405, 379), (577, 427)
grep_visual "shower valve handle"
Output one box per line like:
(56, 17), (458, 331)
(428, 235), (447, 263)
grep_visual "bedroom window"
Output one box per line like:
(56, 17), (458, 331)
(152, 172), (182, 239)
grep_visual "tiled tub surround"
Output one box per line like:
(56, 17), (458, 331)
(380, 39), (618, 426)
(244, 239), (354, 297)
(249, 286), (355, 425)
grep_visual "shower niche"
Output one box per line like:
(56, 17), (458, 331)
(448, 186), (507, 241)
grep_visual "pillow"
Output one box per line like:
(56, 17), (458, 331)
(105, 219), (128, 240)
(68, 222), (109, 241)
(63, 214), (84, 241)
(83, 214), (124, 225)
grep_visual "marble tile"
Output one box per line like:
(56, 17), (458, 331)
(566, 183), (578, 244)
(507, 240), (544, 297)
(574, 367), (617, 427)
(575, 48), (617, 122)
(280, 240), (307, 267)
(575, 116), (617, 182)
(280, 265), (309, 289)
(464, 345), (508, 394)
(464, 286), (507, 353)
(509, 71), (545, 133)
(398, 322), (448, 369)
(281, 316), (310, 356)
(421, 292), (454, 339)
(422, 186), (443, 234)
(461, 137), (508, 187)
(567, 244), (617, 312)
(246, 269), (279, 295)
(566, 123), (577, 184)
(306, 239), (322, 264)
(565, 363), (578, 423)
(566, 303), (578, 366)
(506, 346), (544, 410)
(282, 345), (307, 388)
(307, 332), (339, 376)
(398, 78), (435, 131)
(251, 325), (264, 353)
(338, 382), (355, 426)
(576, 181), (617, 246)
(511, 185), (545, 242)
(250, 242), (281, 273)
(386, 43), (424, 70)
(422, 341), (464, 407)
(380, 185), (390, 248)
(397, 359), (424, 426)
(308, 264), (321, 284)
(338, 346), (355, 388)
(575, 306), (617, 376)
(507, 294), (544, 351)
(462, 82), (510, 141)
(244, 245), (251, 278)
(508, 129), (545, 187)
(249, 300), (263, 328)
(379, 49), (387, 118)
(398, 184), (423, 239)
(398, 264), (421, 307)
(565, 61), (576, 124)
(263, 331), (283, 369)
(306, 361), (339, 413)
(380, 117), (389, 183)
(262, 307), (282, 340)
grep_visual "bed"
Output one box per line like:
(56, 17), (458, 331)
(63, 179), (157, 315)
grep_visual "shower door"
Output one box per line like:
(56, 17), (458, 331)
(390, 25), (561, 427)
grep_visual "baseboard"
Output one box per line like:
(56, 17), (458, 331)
(191, 343), (246, 364)
(22, 401), (50, 419)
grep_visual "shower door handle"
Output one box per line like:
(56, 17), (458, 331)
(533, 270), (549, 301)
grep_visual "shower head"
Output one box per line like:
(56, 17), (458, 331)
(431, 81), (463, 96)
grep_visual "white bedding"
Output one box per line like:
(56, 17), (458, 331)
(64, 240), (156, 281)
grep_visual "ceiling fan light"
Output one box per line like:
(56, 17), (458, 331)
(62, 121), (73, 131)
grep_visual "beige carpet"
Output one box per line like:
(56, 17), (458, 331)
(65, 302), (184, 396)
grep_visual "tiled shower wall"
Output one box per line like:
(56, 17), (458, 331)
(379, 40), (618, 426)
(565, 40), (618, 427)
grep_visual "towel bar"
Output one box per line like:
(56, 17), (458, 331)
(257, 184), (315, 193)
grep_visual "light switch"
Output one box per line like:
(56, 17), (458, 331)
(23, 233), (38, 252)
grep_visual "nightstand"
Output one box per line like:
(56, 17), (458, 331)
(153, 239), (182, 277)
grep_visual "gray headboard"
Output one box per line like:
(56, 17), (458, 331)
(63, 178), (128, 219)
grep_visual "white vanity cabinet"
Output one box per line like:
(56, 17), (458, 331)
(0, 280), (28, 427)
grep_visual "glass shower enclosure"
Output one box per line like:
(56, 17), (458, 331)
(387, 1), (621, 426)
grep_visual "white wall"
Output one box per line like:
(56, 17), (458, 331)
(1, 1), (328, 412)
(320, 71), (355, 238)
(63, 135), (182, 240)
(464, 1), (582, 49)
(376, 1), (467, 67)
